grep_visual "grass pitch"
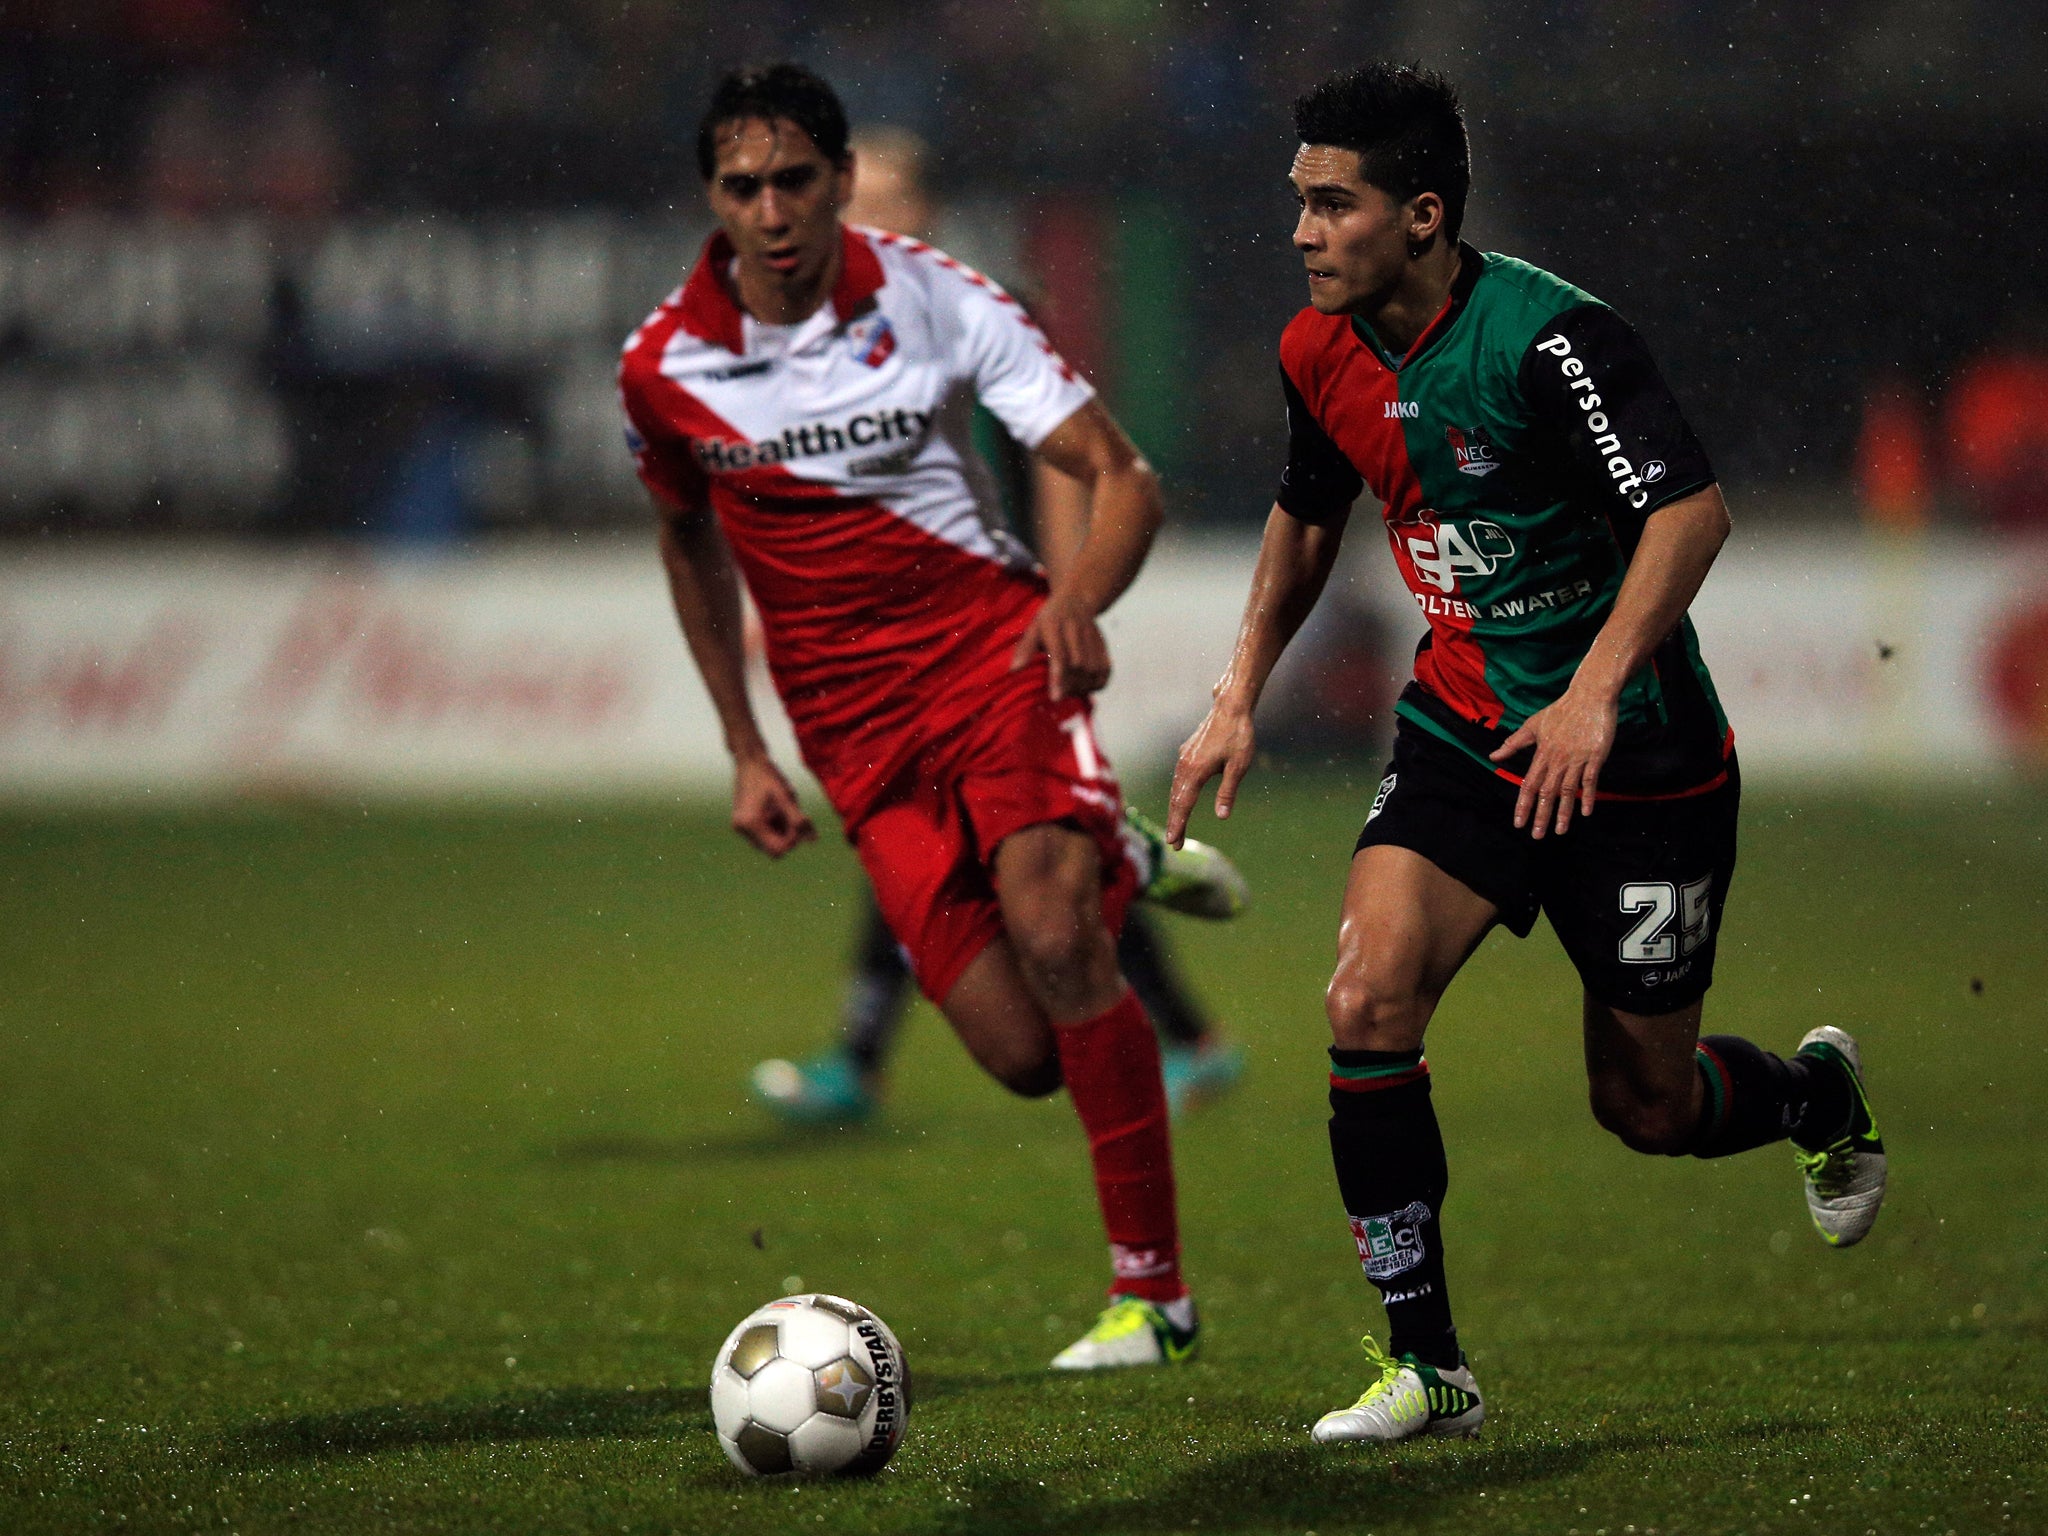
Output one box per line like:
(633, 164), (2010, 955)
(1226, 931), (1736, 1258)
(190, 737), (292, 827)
(1, 773), (2043, 1535)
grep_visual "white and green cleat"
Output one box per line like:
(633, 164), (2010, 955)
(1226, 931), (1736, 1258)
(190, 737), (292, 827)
(1794, 1025), (1887, 1248)
(1312, 1335), (1484, 1445)
(1049, 1295), (1200, 1371)
(1123, 807), (1250, 921)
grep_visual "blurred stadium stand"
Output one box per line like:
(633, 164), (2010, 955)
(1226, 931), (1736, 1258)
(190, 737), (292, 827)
(2, 0), (2043, 539)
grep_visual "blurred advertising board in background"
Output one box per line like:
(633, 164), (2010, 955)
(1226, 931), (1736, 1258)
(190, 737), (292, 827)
(1, 531), (2042, 801)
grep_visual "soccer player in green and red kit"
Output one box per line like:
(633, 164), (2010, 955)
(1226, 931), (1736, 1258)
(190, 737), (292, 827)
(1168, 63), (1887, 1444)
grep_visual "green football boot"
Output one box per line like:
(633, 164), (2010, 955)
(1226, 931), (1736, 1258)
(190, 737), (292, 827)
(1123, 807), (1250, 921)
(1312, 1334), (1484, 1444)
(1049, 1295), (1200, 1370)
(749, 1048), (876, 1126)
(1793, 1026), (1887, 1247)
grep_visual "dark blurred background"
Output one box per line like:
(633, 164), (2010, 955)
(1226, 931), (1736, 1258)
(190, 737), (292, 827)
(3, 0), (2045, 540)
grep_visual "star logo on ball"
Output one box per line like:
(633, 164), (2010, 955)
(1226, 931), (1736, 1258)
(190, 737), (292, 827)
(815, 1359), (873, 1416)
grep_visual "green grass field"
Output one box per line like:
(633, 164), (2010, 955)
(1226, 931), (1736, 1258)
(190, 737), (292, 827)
(2, 773), (2043, 1535)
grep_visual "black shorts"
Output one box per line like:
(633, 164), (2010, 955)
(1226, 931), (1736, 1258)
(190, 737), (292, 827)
(1355, 722), (1740, 1014)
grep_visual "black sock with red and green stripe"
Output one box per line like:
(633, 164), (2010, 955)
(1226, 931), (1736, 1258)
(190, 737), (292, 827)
(1327, 1046), (1459, 1369)
(1688, 1035), (1852, 1158)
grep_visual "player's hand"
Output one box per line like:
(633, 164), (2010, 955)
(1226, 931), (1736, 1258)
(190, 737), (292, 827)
(1166, 703), (1257, 847)
(730, 753), (817, 858)
(1489, 681), (1617, 839)
(1010, 591), (1111, 700)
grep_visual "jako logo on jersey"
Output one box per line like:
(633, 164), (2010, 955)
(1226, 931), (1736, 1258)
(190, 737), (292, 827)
(1402, 518), (1516, 592)
(846, 315), (897, 368)
(1445, 424), (1501, 477)
(1384, 400), (1419, 419)
(1535, 332), (1652, 509)
(694, 408), (933, 473)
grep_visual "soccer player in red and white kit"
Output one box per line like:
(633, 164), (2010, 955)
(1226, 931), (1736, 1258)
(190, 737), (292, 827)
(619, 63), (1197, 1368)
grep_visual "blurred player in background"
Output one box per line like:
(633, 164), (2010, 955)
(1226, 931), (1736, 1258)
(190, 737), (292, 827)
(749, 125), (1248, 1127)
(621, 65), (1215, 1369)
(1170, 64), (1887, 1442)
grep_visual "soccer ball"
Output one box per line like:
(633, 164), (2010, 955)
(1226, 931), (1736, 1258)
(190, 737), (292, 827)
(709, 1293), (910, 1477)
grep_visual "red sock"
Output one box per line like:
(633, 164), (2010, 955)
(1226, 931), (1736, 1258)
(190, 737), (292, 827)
(1054, 989), (1185, 1303)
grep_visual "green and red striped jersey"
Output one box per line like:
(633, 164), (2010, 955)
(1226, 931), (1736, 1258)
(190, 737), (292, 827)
(1277, 243), (1732, 797)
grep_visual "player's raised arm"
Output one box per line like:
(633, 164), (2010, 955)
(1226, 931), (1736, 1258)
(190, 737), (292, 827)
(1010, 399), (1164, 700)
(1165, 502), (1350, 845)
(654, 496), (816, 859)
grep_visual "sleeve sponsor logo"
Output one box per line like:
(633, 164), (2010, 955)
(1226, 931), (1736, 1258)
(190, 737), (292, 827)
(1535, 331), (1655, 509)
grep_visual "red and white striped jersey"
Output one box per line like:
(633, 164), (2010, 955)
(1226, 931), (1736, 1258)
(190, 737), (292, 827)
(618, 223), (1094, 823)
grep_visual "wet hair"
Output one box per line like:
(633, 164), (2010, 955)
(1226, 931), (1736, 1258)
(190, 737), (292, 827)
(697, 63), (850, 179)
(1293, 64), (1470, 242)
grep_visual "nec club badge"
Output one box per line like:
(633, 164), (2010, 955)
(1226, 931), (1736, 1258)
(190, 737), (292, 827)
(1446, 424), (1501, 477)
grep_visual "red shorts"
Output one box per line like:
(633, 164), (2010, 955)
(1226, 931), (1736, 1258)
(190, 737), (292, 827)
(848, 668), (1137, 1004)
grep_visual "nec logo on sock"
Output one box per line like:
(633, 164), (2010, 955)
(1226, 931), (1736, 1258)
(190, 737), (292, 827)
(1351, 1202), (1431, 1280)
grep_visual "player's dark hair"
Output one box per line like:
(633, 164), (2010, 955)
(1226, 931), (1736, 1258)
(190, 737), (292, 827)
(1293, 64), (1470, 243)
(697, 63), (850, 179)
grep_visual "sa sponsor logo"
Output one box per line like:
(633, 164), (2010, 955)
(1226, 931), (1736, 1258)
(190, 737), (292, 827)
(1401, 516), (1517, 592)
(847, 315), (897, 368)
(1384, 400), (1419, 419)
(1446, 424), (1501, 477)
(1350, 1200), (1431, 1281)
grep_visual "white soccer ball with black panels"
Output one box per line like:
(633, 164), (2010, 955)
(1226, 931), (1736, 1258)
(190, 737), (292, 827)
(710, 1293), (910, 1477)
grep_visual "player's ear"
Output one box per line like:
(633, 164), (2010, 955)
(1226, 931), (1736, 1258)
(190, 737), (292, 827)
(1406, 192), (1446, 254)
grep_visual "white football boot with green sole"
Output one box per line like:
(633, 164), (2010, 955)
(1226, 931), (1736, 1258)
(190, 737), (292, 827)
(1312, 1335), (1484, 1444)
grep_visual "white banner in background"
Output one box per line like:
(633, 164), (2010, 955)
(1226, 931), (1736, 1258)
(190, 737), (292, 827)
(0, 543), (1247, 800)
(0, 532), (2040, 799)
(0, 548), (748, 796)
(1674, 531), (2046, 774)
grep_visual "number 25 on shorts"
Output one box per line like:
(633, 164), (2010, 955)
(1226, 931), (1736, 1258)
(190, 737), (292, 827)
(1617, 874), (1712, 964)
